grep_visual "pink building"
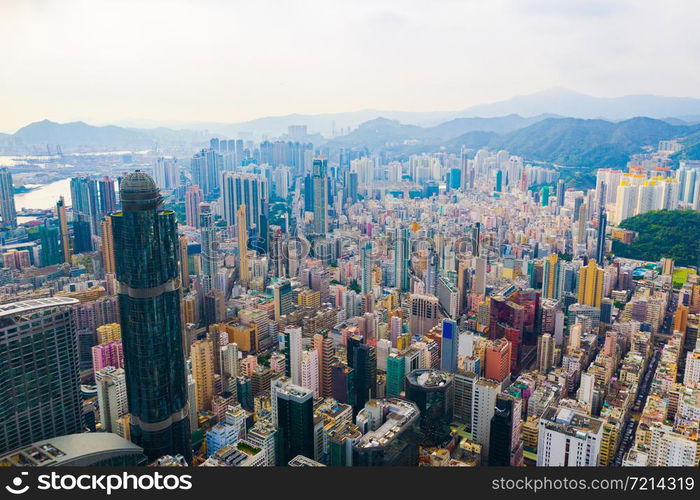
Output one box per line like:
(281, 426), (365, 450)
(91, 341), (124, 376)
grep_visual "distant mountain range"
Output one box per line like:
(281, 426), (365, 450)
(456, 87), (700, 122)
(94, 88), (700, 137)
(3, 88), (700, 173)
(0, 119), (208, 152)
(324, 115), (700, 170)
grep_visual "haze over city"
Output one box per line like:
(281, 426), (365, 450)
(2, 0), (700, 132)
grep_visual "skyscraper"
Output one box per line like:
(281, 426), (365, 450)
(70, 176), (100, 242)
(112, 171), (191, 462)
(536, 333), (555, 374)
(38, 223), (62, 267)
(95, 366), (128, 434)
(100, 215), (115, 274)
(237, 204), (249, 284)
(199, 203), (218, 290)
(488, 394), (523, 466)
(312, 157), (329, 233)
(221, 172), (269, 231)
(99, 176), (117, 216)
(394, 227), (410, 292)
(537, 406), (603, 466)
(453, 370), (478, 428)
(153, 157), (180, 192)
(471, 378), (502, 463)
(272, 280), (294, 321)
(178, 235), (190, 289)
(409, 294), (440, 336)
(347, 335), (377, 412)
(473, 257), (487, 296)
(271, 377), (314, 465)
(576, 202), (587, 245)
(0, 167), (17, 229)
(284, 326), (303, 386)
(440, 318), (459, 373)
(425, 247), (438, 295)
(405, 369), (454, 445)
(556, 179), (565, 209)
(595, 210), (607, 264)
(577, 259), (604, 307)
(386, 353), (406, 398)
(191, 339), (215, 412)
(56, 196), (72, 264)
(190, 148), (222, 196)
(0, 297), (82, 453)
(485, 339), (511, 382)
(185, 185), (204, 228)
(541, 253), (560, 299)
(360, 240), (372, 295)
(313, 332), (334, 398)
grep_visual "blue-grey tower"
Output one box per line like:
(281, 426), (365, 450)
(440, 318), (459, 373)
(112, 171), (191, 462)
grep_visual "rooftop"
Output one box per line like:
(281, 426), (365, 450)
(355, 398), (419, 450)
(0, 433), (143, 466)
(0, 297), (79, 318)
(406, 369), (452, 389)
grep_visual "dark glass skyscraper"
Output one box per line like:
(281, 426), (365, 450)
(404, 369), (454, 446)
(272, 377), (314, 465)
(70, 176), (100, 243)
(38, 223), (62, 267)
(112, 171), (191, 462)
(347, 335), (377, 414)
(0, 297), (82, 453)
(595, 209), (607, 264)
(488, 394), (521, 466)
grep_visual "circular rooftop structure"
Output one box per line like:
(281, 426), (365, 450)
(119, 170), (162, 210)
(120, 170), (157, 194)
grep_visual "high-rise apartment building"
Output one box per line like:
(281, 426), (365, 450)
(95, 366), (128, 434)
(312, 158), (329, 234)
(221, 172), (269, 231)
(542, 254), (560, 299)
(57, 196), (72, 264)
(485, 338), (511, 382)
(471, 378), (502, 463)
(409, 294), (440, 336)
(199, 203), (218, 288)
(185, 185), (204, 228)
(0, 167), (17, 229)
(577, 259), (604, 307)
(536, 406), (603, 466)
(0, 297), (82, 453)
(191, 339), (215, 412)
(394, 227), (410, 292)
(237, 204), (249, 284)
(100, 215), (116, 274)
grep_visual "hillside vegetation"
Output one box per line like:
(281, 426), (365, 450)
(611, 210), (700, 267)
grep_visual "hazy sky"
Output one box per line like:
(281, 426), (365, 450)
(1, 0), (699, 132)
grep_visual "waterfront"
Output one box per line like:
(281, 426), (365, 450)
(14, 178), (72, 210)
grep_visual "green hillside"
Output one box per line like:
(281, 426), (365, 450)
(611, 210), (700, 267)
